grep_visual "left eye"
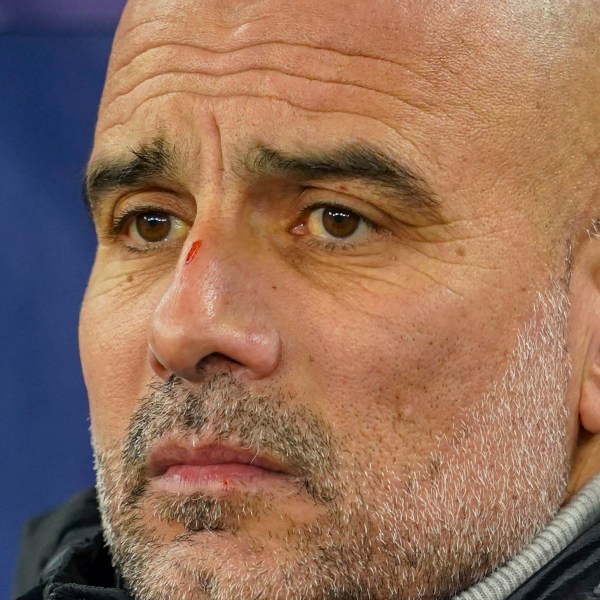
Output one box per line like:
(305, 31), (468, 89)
(305, 206), (368, 240)
(126, 212), (189, 246)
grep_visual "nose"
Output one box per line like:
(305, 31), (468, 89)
(148, 238), (282, 383)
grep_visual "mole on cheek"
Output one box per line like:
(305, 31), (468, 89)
(185, 240), (203, 265)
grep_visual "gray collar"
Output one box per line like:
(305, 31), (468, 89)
(453, 474), (600, 600)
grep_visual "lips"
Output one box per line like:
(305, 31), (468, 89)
(147, 439), (301, 494)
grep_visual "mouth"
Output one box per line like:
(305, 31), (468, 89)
(147, 439), (302, 495)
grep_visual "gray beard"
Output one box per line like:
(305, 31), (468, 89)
(93, 282), (572, 600)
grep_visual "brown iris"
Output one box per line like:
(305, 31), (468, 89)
(134, 213), (171, 243)
(322, 208), (361, 238)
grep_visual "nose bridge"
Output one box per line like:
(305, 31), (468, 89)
(158, 249), (225, 331)
(148, 235), (281, 382)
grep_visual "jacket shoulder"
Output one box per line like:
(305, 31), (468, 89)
(14, 488), (99, 598)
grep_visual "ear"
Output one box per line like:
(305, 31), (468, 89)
(579, 346), (600, 434)
(574, 234), (600, 435)
(567, 231), (600, 495)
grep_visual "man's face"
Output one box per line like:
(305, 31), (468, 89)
(80, 1), (593, 598)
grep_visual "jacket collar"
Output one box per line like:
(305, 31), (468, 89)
(20, 525), (131, 600)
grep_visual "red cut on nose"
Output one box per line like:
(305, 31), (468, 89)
(185, 240), (203, 265)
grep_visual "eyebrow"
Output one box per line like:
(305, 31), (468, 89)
(245, 143), (441, 220)
(84, 137), (177, 216)
(85, 138), (441, 221)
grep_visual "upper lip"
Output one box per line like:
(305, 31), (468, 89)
(148, 438), (301, 478)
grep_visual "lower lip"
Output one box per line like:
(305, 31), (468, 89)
(151, 463), (294, 494)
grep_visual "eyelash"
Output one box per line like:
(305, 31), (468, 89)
(109, 204), (156, 239)
(107, 201), (382, 254)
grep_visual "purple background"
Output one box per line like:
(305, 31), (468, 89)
(1, 1), (125, 597)
(0, 0), (125, 30)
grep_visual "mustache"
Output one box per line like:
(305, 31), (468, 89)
(120, 373), (340, 504)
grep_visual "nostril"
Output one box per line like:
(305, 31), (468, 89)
(196, 352), (243, 377)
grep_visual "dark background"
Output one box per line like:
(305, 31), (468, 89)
(0, 2), (125, 597)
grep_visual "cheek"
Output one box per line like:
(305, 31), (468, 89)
(80, 274), (161, 448)
(293, 282), (523, 463)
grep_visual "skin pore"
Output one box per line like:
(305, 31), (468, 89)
(79, 0), (600, 598)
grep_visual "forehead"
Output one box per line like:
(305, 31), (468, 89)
(98, 0), (538, 155)
(99, 0), (539, 131)
(113, 0), (484, 62)
(111, 0), (555, 60)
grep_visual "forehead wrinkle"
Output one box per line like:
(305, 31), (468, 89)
(109, 0), (547, 78)
(97, 90), (414, 150)
(99, 66), (431, 139)
(104, 67), (428, 122)
(103, 42), (435, 113)
(113, 5), (378, 58)
(117, 0), (272, 41)
(107, 0), (462, 91)
(107, 36), (431, 86)
(149, 1), (460, 50)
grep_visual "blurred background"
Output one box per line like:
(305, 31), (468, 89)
(0, 1), (125, 597)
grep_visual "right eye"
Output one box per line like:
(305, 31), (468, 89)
(120, 211), (189, 249)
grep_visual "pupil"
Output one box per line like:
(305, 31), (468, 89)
(322, 208), (360, 238)
(136, 213), (171, 242)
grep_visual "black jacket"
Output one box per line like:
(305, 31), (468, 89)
(13, 488), (600, 600)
